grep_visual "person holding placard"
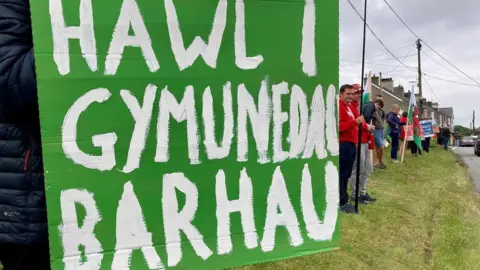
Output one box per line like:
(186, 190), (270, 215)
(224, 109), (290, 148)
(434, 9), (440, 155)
(339, 84), (365, 214)
(0, 0), (50, 268)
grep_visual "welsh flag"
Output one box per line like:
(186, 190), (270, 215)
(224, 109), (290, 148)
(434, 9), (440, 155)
(362, 75), (371, 104)
(408, 85), (423, 151)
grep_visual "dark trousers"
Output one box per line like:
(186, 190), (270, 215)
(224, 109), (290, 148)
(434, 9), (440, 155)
(0, 243), (50, 270)
(443, 136), (450, 150)
(390, 132), (400, 160)
(437, 134), (443, 145)
(409, 141), (419, 154)
(339, 142), (356, 206)
(422, 137), (430, 152)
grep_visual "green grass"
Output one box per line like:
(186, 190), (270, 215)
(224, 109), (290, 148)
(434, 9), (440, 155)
(2, 146), (478, 270)
(238, 146), (480, 270)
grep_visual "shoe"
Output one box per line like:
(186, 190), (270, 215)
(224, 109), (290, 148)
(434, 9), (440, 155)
(340, 204), (358, 214)
(392, 159), (399, 163)
(351, 195), (368, 204)
(361, 193), (377, 202)
(374, 163), (387, 169)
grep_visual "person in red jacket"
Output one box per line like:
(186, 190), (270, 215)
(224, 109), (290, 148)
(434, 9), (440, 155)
(339, 84), (365, 214)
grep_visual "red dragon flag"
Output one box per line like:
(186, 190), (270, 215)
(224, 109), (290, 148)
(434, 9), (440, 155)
(407, 85), (423, 151)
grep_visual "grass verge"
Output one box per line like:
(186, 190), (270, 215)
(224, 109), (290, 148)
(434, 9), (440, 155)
(239, 146), (480, 270)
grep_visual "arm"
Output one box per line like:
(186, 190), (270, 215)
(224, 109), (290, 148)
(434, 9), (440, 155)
(339, 118), (357, 132)
(386, 114), (396, 126)
(362, 103), (375, 123)
(0, 0), (37, 115)
(361, 122), (369, 131)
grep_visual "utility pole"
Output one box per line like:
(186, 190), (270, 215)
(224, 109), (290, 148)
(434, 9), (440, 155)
(379, 72), (382, 89)
(473, 110), (476, 133)
(416, 39), (423, 116)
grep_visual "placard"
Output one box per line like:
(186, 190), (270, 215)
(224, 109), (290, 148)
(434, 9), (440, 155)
(30, 0), (340, 269)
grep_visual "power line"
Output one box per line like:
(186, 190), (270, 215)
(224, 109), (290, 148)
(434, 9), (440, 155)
(422, 51), (480, 82)
(422, 77), (441, 104)
(345, 0), (480, 95)
(385, 44), (416, 74)
(340, 53), (417, 68)
(422, 73), (480, 87)
(341, 60), (407, 68)
(381, 0), (480, 87)
(345, 0), (416, 72)
(365, 43), (413, 61)
(422, 51), (461, 79)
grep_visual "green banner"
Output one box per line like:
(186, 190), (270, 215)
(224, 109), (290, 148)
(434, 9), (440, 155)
(30, 0), (339, 268)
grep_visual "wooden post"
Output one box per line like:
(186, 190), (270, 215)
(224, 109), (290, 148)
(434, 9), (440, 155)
(401, 121), (409, 163)
(367, 71), (374, 166)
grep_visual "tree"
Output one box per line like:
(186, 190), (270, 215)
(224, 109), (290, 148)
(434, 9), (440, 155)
(454, 125), (472, 136)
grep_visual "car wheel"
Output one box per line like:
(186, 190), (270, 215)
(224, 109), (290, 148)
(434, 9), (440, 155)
(476, 150), (480, 156)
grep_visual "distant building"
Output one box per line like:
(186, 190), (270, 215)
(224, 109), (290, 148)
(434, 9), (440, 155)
(438, 107), (454, 126)
(367, 74), (453, 125)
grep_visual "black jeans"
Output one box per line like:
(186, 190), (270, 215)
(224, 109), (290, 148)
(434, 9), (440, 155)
(410, 141), (421, 154)
(422, 137), (430, 152)
(390, 132), (400, 160)
(340, 142), (356, 206)
(0, 243), (50, 270)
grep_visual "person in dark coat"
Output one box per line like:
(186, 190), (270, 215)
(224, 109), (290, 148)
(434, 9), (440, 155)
(386, 104), (406, 163)
(0, 0), (50, 268)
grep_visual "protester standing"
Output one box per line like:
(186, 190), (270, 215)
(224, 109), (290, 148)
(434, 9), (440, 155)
(349, 98), (378, 204)
(437, 125), (444, 146)
(0, 0), (50, 268)
(441, 125), (452, 150)
(370, 99), (386, 169)
(386, 105), (405, 163)
(339, 84), (365, 214)
(400, 112), (408, 141)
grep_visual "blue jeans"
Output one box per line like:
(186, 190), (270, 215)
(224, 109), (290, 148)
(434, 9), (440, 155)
(390, 132), (400, 160)
(373, 129), (385, 147)
(339, 143), (356, 206)
(443, 136), (449, 150)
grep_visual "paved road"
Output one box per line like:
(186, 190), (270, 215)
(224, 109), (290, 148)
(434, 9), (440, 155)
(454, 146), (480, 194)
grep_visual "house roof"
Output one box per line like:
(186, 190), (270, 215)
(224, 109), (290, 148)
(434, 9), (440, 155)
(438, 107), (454, 118)
(371, 83), (404, 102)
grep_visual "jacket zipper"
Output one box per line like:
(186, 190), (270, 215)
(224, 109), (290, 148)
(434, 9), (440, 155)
(24, 148), (31, 172)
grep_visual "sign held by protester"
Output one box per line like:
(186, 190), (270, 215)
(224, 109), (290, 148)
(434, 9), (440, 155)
(30, 0), (340, 269)
(420, 120), (435, 138)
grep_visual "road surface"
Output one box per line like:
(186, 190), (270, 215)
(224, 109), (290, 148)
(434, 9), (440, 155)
(454, 146), (480, 194)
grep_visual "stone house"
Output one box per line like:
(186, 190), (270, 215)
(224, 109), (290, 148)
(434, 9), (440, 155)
(367, 74), (452, 124)
(438, 107), (454, 126)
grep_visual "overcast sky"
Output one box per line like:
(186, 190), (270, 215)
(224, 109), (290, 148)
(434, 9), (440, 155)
(340, 0), (480, 127)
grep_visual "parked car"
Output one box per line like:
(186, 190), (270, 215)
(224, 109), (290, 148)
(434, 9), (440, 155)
(475, 140), (480, 156)
(460, 136), (476, 147)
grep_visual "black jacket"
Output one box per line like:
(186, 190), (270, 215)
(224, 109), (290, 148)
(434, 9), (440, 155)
(362, 102), (375, 123)
(0, 0), (48, 244)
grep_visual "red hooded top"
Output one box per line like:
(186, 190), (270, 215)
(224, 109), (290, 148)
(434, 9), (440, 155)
(339, 99), (359, 144)
(400, 116), (408, 139)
